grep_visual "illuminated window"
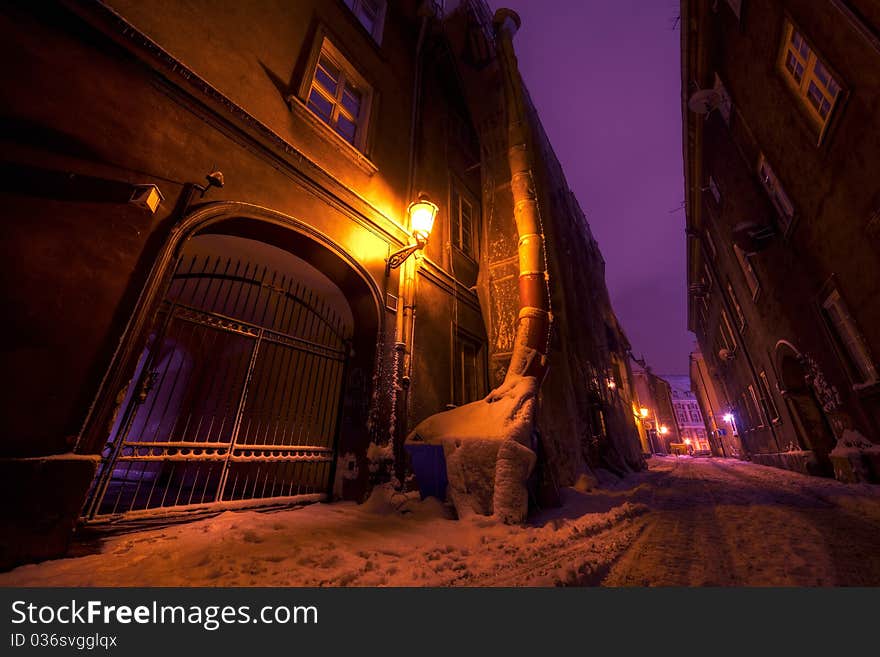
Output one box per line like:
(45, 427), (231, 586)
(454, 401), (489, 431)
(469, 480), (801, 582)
(778, 20), (842, 137)
(822, 290), (878, 385)
(306, 40), (372, 150)
(757, 154), (795, 231)
(453, 330), (486, 406)
(344, 0), (386, 43)
(450, 186), (476, 256)
(733, 245), (759, 299)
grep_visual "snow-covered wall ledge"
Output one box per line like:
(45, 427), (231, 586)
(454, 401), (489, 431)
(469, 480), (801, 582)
(405, 376), (537, 523)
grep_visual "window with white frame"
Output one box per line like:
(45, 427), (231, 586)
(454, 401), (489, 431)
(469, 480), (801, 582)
(305, 39), (372, 150)
(450, 186), (476, 256)
(733, 245), (759, 298)
(727, 281), (746, 332)
(720, 310), (737, 352)
(344, 0), (386, 43)
(822, 289), (878, 385)
(758, 371), (780, 422)
(748, 384), (766, 427)
(758, 153), (795, 231)
(778, 20), (842, 138)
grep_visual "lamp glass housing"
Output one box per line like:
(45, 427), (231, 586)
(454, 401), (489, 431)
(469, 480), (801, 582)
(408, 197), (438, 243)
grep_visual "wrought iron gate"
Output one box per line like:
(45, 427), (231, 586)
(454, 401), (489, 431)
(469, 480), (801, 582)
(84, 251), (351, 520)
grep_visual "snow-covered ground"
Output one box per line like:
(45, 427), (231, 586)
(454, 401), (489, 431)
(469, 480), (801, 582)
(3, 456), (880, 586)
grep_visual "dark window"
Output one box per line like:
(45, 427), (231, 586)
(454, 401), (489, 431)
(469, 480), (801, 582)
(453, 331), (486, 406)
(451, 187), (476, 256)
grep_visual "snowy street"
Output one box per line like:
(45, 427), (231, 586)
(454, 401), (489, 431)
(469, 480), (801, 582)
(3, 456), (880, 587)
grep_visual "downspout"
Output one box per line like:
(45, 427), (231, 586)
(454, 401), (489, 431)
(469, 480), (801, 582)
(492, 9), (552, 383)
(393, 5), (431, 480)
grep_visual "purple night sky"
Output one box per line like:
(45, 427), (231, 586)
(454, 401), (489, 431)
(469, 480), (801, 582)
(492, 0), (693, 375)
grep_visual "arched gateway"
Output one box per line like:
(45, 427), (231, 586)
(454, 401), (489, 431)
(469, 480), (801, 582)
(80, 203), (382, 520)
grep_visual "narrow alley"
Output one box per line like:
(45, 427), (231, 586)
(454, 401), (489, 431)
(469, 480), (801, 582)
(4, 457), (879, 587)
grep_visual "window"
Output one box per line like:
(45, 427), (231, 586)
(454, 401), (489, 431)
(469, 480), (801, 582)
(708, 175), (721, 204)
(713, 74), (733, 125)
(733, 245), (759, 298)
(720, 310), (737, 352)
(822, 289), (878, 385)
(727, 281), (746, 332)
(748, 384), (766, 427)
(306, 39), (372, 150)
(450, 186), (476, 256)
(704, 229), (717, 259)
(757, 154), (795, 231)
(344, 0), (386, 43)
(724, 0), (742, 21)
(778, 20), (842, 137)
(758, 371), (780, 423)
(689, 410), (701, 423)
(453, 331), (486, 406)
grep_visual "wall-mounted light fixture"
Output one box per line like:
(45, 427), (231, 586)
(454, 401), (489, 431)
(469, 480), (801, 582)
(658, 425), (669, 435)
(386, 193), (438, 274)
(129, 184), (164, 214)
(639, 407), (649, 418)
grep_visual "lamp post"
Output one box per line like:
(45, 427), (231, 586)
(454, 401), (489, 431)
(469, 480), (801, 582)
(389, 193), (438, 484)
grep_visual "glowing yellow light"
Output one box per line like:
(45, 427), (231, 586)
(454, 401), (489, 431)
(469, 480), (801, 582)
(408, 194), (438, 243)
(723, 413), (734, 423)
(659, 425), (669, 435)
(639, 407), (649, 418)
(684, 438), (691, 445)
(606, 379), (616, 389)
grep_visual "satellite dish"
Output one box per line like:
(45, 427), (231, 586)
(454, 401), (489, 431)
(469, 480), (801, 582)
(688, 89), (722, 114)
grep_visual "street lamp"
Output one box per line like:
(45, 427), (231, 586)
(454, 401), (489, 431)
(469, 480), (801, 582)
(639, 407), (649, 418)
(386, 193), (438, 273)
(658, 425), (669, 435)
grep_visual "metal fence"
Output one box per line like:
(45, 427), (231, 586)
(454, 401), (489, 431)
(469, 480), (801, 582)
(83, 252), (351, 520)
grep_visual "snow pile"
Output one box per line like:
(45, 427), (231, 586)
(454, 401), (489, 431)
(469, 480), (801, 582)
(5, 457), (880, 587)
(406, 376), (537, 522)
(829, 429), (880, 457)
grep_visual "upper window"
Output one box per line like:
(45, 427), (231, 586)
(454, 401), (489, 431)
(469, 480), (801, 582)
(822, 289), (878, 386)
(778, 20), (842, 138)
(708, 175), (722, 204)
(306, 39), (372, 150)
(727, 281), (746, 332)
(713, 74), (733, 125)
(757, 154), (795, 231)
(344, 0), (386, 43)
(733, 245), (760, 299)
(758, 371), (780, 423)
(450, 186), (476, 257)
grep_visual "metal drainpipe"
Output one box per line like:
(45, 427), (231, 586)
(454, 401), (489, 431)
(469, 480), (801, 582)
(392, 6), (431, 479)
(493, 9), (552, 384)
